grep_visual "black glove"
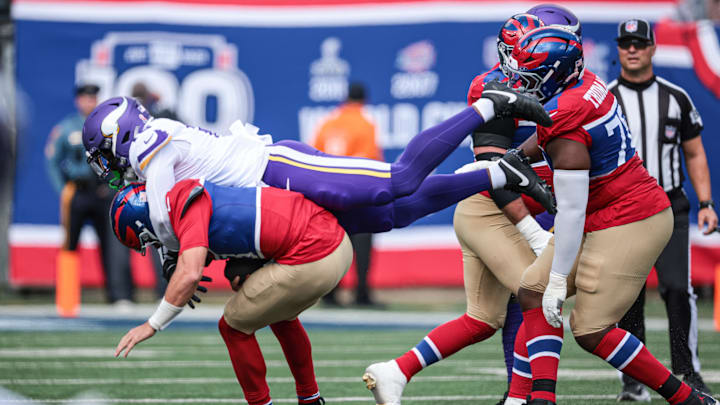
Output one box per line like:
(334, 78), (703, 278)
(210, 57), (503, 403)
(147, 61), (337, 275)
(224, 257), (269, 287)
(187, 275), (212, 309)
(480, 81), (553, 127)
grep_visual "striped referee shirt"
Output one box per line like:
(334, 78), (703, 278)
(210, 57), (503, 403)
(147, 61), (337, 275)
(608, 75), (704, 192)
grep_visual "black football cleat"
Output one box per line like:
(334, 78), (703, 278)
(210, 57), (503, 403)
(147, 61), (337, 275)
(617, 380), (651, 402)
(678, 389), (720, 405)
(480, 81), (553, 127)
(527, 399), (556, 405)
(684, 372), (714, 397)
(498, 149), (556, 215)
(302, 397), (325, 405)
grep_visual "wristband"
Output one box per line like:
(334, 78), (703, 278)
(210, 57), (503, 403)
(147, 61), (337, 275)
(148, 298), (184, 331)
(699, 200), (714, 210)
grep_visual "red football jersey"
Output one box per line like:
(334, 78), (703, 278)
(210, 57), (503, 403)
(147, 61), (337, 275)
(536, 70), (670, 232)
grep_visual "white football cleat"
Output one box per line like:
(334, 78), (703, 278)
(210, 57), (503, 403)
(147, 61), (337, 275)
(362, 360), (407, 405)
(504, 396), (527, 405)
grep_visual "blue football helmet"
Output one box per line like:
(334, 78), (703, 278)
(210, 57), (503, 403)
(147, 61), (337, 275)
(506, 26), (584, 103)
(110, 183), (158, 254)
(497, 14), (544, 76)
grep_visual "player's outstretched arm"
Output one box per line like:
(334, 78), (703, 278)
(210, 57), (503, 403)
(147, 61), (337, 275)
(114, 246), (208, 358)
(474, 81), (553, 127)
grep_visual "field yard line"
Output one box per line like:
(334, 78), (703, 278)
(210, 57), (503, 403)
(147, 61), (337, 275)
(3, 372), (720, 385)
(0, 359), (481, 368)
(0, 394), (668, 403)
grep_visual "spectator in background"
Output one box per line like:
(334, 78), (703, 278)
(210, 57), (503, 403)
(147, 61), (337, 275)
(131, 83), (179, 120)
(312, 82), (383, 307)
(609, 19), (717, 401)
(45, 84), (134, 308)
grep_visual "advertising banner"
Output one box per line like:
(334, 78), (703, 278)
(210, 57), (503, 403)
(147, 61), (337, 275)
(10, 0), (720, 288)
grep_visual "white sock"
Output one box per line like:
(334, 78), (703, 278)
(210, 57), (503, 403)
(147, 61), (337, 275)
(488, 162), (507, 189)
(472, 98), (496, 122)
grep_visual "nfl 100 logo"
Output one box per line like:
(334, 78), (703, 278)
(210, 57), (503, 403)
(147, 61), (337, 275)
(625, 20), (638, 33)
(75, 32), (254, 132)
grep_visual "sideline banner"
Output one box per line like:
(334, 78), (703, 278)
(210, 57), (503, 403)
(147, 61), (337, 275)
(10, 0), (720, 288)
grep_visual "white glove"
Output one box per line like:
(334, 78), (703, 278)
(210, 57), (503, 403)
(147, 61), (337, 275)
(454, 159), (495, 174)
(542, 272), (567, 328)
(515, 215), (553, 257)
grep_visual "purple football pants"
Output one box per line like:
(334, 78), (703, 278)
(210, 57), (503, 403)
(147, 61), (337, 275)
(261, 107), (486, 212)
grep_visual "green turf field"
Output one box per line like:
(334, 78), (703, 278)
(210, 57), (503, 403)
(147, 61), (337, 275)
(1, 323), (718, 404)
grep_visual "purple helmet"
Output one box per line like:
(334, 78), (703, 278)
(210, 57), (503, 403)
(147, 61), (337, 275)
(110, 183), (158, 254)
(82, 96), (151, 185)
(527, 4), (582, 38)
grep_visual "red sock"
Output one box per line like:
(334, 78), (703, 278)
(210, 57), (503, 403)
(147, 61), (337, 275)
(218, 317), (272, 405)
(592, 328), (692, 404)
(269, 319), (320, 403)
(507, 322), (532, 401)
(395, 313), (495, 380)
(523, 307), (563, 403)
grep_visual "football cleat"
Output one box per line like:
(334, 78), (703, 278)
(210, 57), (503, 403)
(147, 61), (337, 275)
(526, 399), (556, 405)
(617, 379), (651, 402)
(479, 81), (553, 127)
(301, 397), (325, 405)
(684, 372), (714, 396)
(498, 149), (556, 215)
(362, 361), (407, 405)
(503, 395), (527, 405)
(678, 389), (720, 405)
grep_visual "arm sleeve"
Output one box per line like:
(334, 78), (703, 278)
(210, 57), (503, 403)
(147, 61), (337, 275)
(144, 143), (181, 249)
(550, 169), (589, 277)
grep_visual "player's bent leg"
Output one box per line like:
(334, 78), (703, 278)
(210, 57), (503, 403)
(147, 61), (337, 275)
(218, 317), (272, 405)
(568, 208), (707, 404)
(454, 194), (537, 295)
(390, 107), (487, 197)
(264, 141), (394, 211)
(335, 170), (497, 234)
(517, 239), (579, 405)
(270, 319), (322, 405)
(223, 233), (353, 334)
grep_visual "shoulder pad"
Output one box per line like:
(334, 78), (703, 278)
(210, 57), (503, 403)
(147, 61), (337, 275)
(180, 185), (206, 219)
(136, 129), (172, 171)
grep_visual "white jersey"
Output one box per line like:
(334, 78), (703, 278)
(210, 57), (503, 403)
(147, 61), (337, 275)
(128, 118), (271, 250)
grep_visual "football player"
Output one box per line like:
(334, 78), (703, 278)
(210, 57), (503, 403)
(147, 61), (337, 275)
(110, 152), (547, 405)
(82, 87), (552, 253)
(362, 8), (578, 405)
(505, 26), (718, 405)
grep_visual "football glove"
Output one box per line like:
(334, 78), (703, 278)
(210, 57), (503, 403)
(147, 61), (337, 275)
(542, 272), (567, 328)
(161, 249), (212, 309)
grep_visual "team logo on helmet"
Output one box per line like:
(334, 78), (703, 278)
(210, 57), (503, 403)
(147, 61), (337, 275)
(100, 97), (128, 138)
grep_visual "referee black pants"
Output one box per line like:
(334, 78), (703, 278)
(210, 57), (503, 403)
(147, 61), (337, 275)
(64, 185), (134, 303)
(618, 189), (700, 375)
